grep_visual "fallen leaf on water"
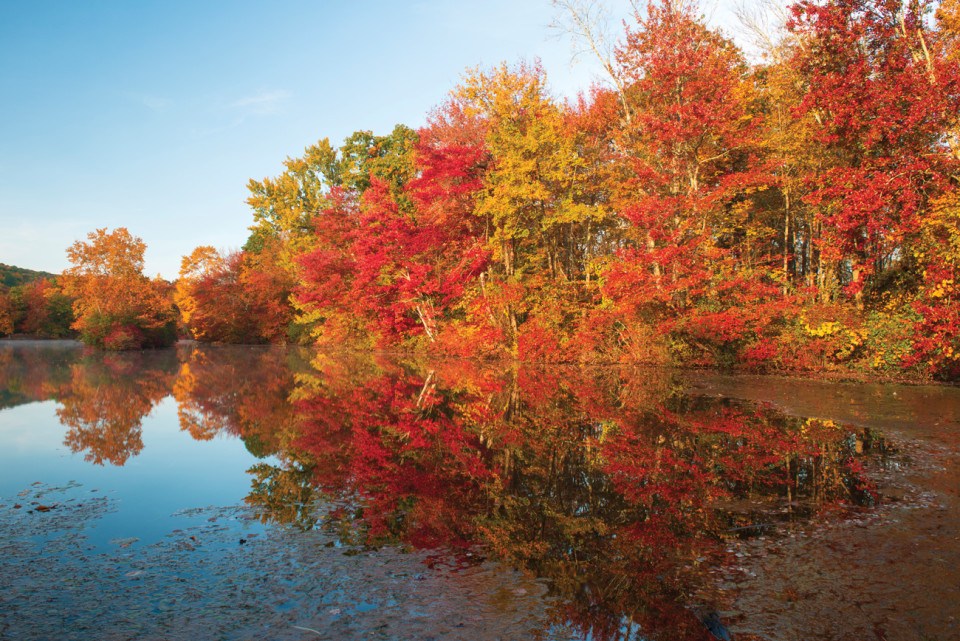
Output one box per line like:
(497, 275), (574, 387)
(109, 537), (139, 548)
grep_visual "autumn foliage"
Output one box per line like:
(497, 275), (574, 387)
(0, 277), (74, 338)
(0, 289), (13, 336)
(39, 0), (958, 378)
(170, 0), (953, 379)
(61, 227), (176, 350)
(175, 241), (293, 344)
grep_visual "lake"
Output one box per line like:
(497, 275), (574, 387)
(1, 341), (957, 641)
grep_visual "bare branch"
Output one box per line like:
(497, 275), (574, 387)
(733, 0), (791, 62)
(550, 0), (634, 122)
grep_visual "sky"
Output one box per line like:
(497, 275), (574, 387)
(0, 0), (765, 280)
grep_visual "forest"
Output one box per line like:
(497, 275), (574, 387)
(4, 0), (960, 381)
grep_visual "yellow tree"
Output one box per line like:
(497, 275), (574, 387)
(246, 139), (338, 267)
(61, 228), (176, 350)
(751, 31), (828, 295)
(454, 62), (591, 350)
(460, 63), (581, 279)
(939, 0), (960, 62)
(938, 0), (960, 163)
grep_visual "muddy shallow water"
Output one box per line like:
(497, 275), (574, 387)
(1, 342), (957, 640)
(687, 375), (960, 641)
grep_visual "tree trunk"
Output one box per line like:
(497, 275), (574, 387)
(783, 188), (791, 296)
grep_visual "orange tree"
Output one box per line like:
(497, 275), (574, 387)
(61, 227), (176, 350)
(176, 243), (293, 344)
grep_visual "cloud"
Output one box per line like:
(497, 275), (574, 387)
(125, 92), (174, 112)
(229, 90), (292, 115)
(188, 89), (292, 138)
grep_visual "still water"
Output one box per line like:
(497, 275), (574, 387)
(0, 341), (957, 640)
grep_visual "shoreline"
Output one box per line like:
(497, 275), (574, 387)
(3, 335), (957, 387)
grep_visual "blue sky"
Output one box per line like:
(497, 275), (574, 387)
(0, 0), (758, 279)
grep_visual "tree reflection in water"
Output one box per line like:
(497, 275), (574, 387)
(1, 344), (886, 640)
(256, 353), (884, 641)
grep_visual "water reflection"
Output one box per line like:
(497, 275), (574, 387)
(58, 351), (178, 465)
(0, 346), (178, 464)
(0, 343), (885, 640)
(172, 345), (299, 455)
(276, 354), (883, 640)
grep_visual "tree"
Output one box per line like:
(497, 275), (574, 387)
(787, 0), (960, 301)
(11, 278), (75, 337)
(338, 125), (420, 201)
(404, 120), (492, 345)
(246, 138), (340, 264)
(175, 245), (222, 336)
(176, 243), (294, 344)
(452, 62), (595, 351)
(601, 0), (778, 363)
(61, 228), (176, 350)
(294, 188), (366, 345)
(939, 0), (960, 62)
(246, 126), (422, 346)
(749, 35), (826, 295)
(0, 287), (14, 336)
(907, 187), (960, 378)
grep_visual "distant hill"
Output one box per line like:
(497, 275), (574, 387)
(0, 263), (58, 288)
